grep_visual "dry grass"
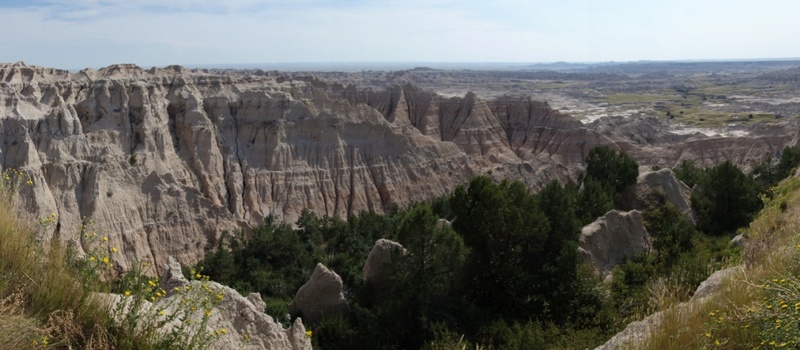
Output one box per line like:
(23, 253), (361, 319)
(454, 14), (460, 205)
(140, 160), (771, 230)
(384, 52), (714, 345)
(642, 177), (800, 349)
(0, 169), (179, 349)
(0, 169), (220, 350)
(0, 181), (119, 348)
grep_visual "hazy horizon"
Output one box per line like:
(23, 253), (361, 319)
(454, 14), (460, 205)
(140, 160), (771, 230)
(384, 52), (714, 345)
(3, 0), (800, 69)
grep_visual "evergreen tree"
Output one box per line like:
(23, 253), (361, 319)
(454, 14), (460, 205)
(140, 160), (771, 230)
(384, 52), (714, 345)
(584, 145), (639, 194)
(450, 176), (549, 319)
(384, 203), (468, 348)
(536, 180), (581, 323)
(692, 161), (761, 235)
(644, 203), (696, 270)
(577, 176), (614, 225)
(674, 159), (705, 189)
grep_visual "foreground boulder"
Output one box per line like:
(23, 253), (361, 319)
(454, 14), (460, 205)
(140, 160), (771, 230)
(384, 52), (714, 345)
(363, 239), (407, 287)
(289, 263), (349, 326)
(578, 210), (651, 274)
(620, 168), (695, 223)
(362, 238), (408, 302)
(101, 257), (312, 350)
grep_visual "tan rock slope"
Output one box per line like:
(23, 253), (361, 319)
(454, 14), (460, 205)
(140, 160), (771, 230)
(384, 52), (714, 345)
(0, 62), (794, 273)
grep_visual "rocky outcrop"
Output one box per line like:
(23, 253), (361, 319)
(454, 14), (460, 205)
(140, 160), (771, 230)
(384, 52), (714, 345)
(578, 210), (651, 273)
(100, 257), (312, 350)
(363, 239), (406, 289)
(288, 263), (349, 326)
(161, 256), (190, 294)
(620, 168), (695, 222)
(692, 267), (737, 300)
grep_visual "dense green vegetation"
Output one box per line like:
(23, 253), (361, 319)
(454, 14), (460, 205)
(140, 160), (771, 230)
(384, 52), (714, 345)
(197, 145), (800, 349)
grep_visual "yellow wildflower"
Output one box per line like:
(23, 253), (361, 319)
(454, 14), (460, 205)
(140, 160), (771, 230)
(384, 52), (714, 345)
(306, 330), (313, 337)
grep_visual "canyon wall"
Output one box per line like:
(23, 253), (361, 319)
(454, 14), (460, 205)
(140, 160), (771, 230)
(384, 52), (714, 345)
(0, 62), (794, 273)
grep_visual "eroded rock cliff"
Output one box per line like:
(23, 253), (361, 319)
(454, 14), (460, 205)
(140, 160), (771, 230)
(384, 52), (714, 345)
(0, 62), (794, 273)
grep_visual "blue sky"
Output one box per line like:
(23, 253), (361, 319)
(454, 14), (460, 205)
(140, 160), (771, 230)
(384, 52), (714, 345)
(1, 0), (799, 69)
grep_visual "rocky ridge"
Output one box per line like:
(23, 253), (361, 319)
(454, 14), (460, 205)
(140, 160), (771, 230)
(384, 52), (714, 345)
(0, 62), (795, 273)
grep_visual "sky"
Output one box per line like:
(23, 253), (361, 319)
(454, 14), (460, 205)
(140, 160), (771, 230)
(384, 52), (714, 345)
(1, 0), (799, 69)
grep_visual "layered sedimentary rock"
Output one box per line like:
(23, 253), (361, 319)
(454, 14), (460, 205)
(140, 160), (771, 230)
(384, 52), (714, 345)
(0, 62), (794, 273)
(0, 63), (471, 271)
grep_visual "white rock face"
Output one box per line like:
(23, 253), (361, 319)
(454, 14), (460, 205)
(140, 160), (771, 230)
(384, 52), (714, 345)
(289, 263), (349, 326)
(620, 168), (695, 223)
(578, 210), (651, 273)
(0, 63), (474, 272)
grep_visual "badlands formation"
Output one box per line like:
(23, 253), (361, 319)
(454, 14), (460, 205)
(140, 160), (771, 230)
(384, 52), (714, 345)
(0, 61), (796, 272)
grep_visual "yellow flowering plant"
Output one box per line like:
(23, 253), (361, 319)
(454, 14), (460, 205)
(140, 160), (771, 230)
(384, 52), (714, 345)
(108, 262), (233, 349)
(701, 246), (800, 349)
(0, 167), (32, 201)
